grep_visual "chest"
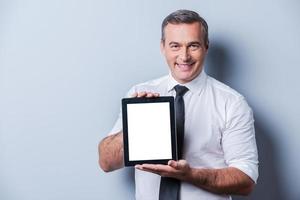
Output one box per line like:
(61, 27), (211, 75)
(182, 94), (226, 167)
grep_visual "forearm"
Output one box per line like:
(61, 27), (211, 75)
(185, 167), (254, 195)
(98, 132), (124, 172)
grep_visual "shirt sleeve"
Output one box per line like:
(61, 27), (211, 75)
(222, 97), (259, 183)
(108, 86), (136, 135)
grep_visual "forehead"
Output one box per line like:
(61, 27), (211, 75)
(163, 22), (203, 42)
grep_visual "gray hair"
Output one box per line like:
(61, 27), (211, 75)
(161, 9), (209, 48)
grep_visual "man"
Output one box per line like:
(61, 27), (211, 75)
(98, 10), (258, 200)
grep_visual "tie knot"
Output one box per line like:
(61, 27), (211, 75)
(174, 85), (189, 97)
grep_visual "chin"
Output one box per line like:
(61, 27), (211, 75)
(177, 72), (194, 81)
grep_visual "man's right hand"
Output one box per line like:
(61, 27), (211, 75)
(132, 91), (160, 98)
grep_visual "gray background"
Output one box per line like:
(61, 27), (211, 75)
(1, 0), (299, 199)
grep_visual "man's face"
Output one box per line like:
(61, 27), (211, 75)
(161, 22), (208, 84)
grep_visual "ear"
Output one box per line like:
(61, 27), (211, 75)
(160, 40), (166, 56)
(205, 44), (209, 55)
(205, 42), (209, 51)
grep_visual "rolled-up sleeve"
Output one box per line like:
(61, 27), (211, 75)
(222, 97), (259, 183)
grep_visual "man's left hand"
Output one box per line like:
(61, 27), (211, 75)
(135, 160), (191, 181)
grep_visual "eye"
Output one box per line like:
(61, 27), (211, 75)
(189, 44), (201, 51)
(170, 44), (180, 51)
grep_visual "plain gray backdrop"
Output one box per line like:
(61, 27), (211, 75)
(1, 0), (300, 199)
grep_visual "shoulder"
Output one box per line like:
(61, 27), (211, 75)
(205, 75), (252, 114)
(205, 75), (253, 126)
(206, 75), (245, 103)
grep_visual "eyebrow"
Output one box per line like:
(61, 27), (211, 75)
(168, 42), (179, 46)
(187, 41), (202, 46)
(168, 41), (202, 46)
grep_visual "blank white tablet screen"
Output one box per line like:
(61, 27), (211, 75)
(127, 102), (172, 161)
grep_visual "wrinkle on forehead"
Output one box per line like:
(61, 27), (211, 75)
(164, 23), (205, 45)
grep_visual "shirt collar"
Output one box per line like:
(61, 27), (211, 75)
(167, 70), (207, 95)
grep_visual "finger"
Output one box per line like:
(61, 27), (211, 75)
(146, 92), (153, 98)
(131, 92), (138, 98)
(142, 164), (171, 172)
(146, 93), (154, 98)
(136, 166), (156, 174)
(135, 92), (160, 98)
(137, 91), (147, 98)
(168, 160), (179, 169)
(141, 164), (159, 170)
(135, 164), (159, 174)
(177, 160), (189, 169)
(135, 165), (143, 170)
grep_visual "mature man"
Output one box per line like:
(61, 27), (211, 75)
(98, 10), (258, 200)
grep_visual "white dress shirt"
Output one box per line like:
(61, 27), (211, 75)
(109, 71), (259, 200)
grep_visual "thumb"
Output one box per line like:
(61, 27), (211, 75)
(177, 160), (188, 169)
(168, 160), (179, 169)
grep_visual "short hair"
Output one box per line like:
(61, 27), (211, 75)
(161, 9), (209, 47)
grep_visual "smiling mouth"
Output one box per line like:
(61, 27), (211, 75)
(176, 62), (195, 70)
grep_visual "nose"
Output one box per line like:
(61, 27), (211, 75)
(179, 47), (191, 62)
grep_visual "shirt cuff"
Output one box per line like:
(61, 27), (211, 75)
(229, 162), (259, 183)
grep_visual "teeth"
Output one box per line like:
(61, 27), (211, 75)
(177, 63), (192, 67)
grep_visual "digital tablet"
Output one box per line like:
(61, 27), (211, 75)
(122, 96), (177, 166)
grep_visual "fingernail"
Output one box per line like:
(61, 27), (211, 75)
(135, 165), (142, 170)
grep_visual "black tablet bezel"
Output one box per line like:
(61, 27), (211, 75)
(122, 96), (177, 166)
